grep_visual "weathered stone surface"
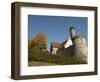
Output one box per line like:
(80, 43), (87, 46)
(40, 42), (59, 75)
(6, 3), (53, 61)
(72, 37), (88, 62)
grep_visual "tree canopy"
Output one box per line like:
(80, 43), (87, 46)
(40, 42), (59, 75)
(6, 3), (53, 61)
(28, 32), (47, 50)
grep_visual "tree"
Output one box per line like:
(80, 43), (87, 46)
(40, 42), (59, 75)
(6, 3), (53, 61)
(28, 39), (32, 49)
(30, 32), (47, 50)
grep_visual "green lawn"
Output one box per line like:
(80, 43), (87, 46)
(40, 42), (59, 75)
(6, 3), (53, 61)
(28, 61), (57, 66)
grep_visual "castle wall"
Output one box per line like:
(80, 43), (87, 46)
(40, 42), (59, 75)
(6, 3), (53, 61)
(72, 37), (88, 62)
(51, 48), (58, 55)
(72, 37), (86, 45)
(64, 39), (72, 48)
(63, 46), (73, 57)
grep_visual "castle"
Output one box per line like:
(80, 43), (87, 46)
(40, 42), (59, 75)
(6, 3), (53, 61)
(50, 27), (88, 62)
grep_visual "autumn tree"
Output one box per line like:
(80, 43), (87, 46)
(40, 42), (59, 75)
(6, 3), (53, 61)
(30, 32), (47, 50)
(28, 39), (32, 49)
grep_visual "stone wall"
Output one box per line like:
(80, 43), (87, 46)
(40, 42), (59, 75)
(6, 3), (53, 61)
(51, 48), (58, 55)
(63, 36), (88, 62)
(72, 37), (88, 62)
(63, 46), (73, 57)
(72, 45), (88, 62)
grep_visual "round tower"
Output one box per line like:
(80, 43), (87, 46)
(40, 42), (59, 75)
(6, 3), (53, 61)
(69, 27), (76, 39)
(72, 35), (88, 62)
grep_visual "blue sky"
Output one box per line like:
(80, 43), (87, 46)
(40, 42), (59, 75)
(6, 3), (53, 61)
(28, 15), (88, 51)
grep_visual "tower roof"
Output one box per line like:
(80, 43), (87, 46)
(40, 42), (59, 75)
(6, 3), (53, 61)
(69, 26), (75, 31)
(61, 40), (68, 45)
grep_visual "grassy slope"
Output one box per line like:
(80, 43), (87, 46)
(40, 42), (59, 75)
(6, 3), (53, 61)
(28, 61), (57, 66)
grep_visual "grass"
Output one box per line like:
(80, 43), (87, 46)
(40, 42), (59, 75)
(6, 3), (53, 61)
(28, 48), (87, 66)
(28, 61), (57, 66)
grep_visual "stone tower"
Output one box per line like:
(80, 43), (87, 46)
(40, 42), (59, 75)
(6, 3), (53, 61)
(69, 27), (87, 62)
(69, 27), (76, 38)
